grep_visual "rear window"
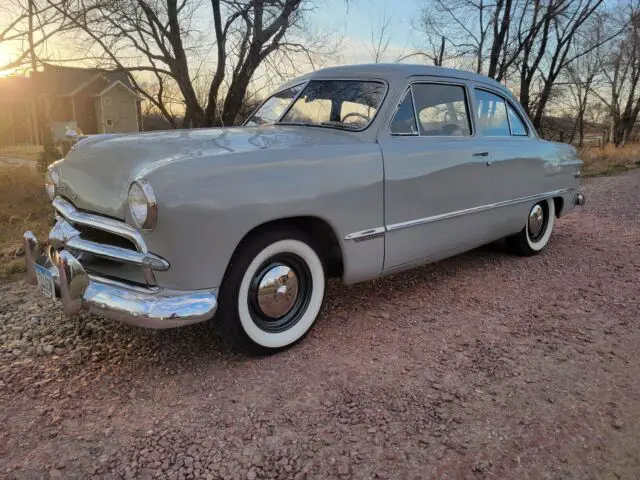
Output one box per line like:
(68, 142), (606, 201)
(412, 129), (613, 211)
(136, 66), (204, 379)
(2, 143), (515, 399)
(475, 89), (510, 137)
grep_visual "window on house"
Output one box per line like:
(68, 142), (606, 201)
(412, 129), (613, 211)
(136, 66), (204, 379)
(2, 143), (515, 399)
(103, 97), (111, 106)
(106, 119), (113, 127)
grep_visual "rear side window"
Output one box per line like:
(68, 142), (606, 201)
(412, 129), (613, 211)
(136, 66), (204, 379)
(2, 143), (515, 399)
(507, 104), (528, 136)
(390, 90), (418, 135)
(412, 84), (471, 136)
(475, 89), (513, 137)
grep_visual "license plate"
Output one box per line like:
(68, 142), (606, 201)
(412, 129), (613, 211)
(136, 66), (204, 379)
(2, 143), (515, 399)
(35, 264), (56, 299)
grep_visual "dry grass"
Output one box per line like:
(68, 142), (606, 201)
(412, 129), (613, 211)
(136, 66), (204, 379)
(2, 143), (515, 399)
(0, 145), (43, 163)
(0, 164), (52, 280)
(579, 144), (640, 177)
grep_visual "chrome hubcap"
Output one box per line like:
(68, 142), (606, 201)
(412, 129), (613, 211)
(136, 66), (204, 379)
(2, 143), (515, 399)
(256, 264), (299, 318)
(528, 204), (545, 239)
(248, 253), (312, 334)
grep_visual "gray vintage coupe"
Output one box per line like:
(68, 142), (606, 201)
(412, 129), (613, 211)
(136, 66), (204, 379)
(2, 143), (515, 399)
(24, 64), (585, 354)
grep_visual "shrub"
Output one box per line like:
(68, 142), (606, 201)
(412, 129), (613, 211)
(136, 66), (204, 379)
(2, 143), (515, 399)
(37, 124), (61, 173)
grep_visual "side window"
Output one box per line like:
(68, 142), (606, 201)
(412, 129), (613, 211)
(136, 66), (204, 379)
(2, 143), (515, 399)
(411, 83), (471, 136)
(475, 89), (510, 136)
(389, 90), (418, 135)
(245, 83), (303, 126)
(507, 104), (528, 136)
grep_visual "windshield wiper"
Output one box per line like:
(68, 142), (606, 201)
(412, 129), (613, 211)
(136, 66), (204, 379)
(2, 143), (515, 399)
(277, 121), (360, 130)
(278, 121), (312, 127)
(319, 121), (359, 130)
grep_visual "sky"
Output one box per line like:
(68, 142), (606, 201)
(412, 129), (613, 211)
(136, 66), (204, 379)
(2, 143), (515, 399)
(312, 0), (426, 64)
(0, 0), (427, 78)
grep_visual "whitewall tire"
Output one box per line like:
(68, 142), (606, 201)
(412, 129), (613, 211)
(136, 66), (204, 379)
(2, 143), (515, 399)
(217, 229), (326, 355)
(507, 199), (555, 256)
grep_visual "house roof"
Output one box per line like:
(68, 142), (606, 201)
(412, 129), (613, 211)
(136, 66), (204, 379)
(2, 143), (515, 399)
(93, 79), (142, 99)
(30, 64), (135, 97)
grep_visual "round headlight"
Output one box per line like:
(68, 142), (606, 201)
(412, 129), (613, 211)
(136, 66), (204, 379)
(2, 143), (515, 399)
(44, 166), (59, 200)
(127, 180), (157, 230)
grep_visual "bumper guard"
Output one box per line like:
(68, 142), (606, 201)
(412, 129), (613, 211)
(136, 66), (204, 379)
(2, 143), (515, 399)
(24, 231), (218, 329)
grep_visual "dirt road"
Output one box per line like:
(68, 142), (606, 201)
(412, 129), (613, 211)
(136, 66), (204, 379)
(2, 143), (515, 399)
(1, 171), (639, 479)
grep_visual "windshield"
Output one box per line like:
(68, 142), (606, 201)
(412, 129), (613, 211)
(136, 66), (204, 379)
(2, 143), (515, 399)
(245, 83), (304, 126)
(280, 80), (386, 130)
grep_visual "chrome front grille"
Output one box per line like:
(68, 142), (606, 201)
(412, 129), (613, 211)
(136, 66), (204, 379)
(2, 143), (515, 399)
(50, 197), (168, 286)
(74, 224), (137, 251)
(53, 197), (148, 252)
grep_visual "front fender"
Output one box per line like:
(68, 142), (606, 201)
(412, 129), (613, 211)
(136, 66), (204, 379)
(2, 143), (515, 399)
(141, 144), (385, 290)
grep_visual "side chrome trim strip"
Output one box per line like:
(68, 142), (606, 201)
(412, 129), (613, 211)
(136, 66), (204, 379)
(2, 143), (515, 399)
(344, 189), (572, 240)
(387, 189), (572, 232)
(53, 197), (147, 253)
(343, 227), (386, 242)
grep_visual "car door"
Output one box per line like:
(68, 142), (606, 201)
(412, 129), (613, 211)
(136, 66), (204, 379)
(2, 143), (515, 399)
(378, 78), (495, 270)
(471, 87), (548, 236)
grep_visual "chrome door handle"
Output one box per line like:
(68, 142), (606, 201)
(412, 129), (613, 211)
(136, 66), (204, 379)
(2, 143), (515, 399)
(472, 151), (489, 157)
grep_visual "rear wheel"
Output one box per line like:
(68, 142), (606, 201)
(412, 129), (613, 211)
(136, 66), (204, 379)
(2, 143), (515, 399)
(506, 199), (555, 256)
(217, 228), (326, 355)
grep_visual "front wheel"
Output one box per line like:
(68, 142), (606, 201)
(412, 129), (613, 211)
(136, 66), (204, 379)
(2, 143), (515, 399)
(506, 199), (555, 256)
(217, 228), (326, 355)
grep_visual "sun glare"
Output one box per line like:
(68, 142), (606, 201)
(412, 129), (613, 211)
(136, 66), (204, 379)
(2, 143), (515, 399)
(0, 45), (17, 77)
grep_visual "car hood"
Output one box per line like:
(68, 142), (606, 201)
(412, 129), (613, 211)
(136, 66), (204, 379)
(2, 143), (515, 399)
(58, 126), (362, 219)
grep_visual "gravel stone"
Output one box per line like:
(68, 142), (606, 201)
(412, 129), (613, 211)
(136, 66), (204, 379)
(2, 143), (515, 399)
(1, 172), (640, 479)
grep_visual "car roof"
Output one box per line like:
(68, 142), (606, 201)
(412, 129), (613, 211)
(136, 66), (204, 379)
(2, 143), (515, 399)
(278, 63), (509, 95)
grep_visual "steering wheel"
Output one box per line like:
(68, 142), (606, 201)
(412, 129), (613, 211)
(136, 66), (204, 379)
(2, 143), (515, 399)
(341, 112), (371, 124)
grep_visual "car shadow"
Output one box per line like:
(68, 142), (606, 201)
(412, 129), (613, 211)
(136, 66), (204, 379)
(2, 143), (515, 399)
(96, 241), (513, 359)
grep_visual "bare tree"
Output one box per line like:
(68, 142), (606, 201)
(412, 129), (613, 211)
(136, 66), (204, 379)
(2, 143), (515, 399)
(368, 8), (392, 63)
(526, 0), (619, 130)
(416, 0), (493, 73)
(487, 0), (513, 78)
(596, 3), (640, 146)
(51, 0), (329, 128)
(414, 0), (622, 131)
(563, 14), (606, 146)
(0, 0), (70, 72)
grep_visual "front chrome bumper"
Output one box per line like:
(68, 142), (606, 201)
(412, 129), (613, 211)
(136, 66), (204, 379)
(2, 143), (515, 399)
(24, 231), (218, 329)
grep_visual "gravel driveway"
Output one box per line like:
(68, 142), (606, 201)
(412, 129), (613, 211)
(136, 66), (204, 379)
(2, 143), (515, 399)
(2, 171), (639, 479)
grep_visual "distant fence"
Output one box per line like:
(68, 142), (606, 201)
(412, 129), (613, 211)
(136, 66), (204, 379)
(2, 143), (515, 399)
(581, 134), (607, 148)
(539, 127), (608, 147)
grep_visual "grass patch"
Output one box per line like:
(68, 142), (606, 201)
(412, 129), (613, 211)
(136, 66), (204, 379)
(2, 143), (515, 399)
(580, 144), (640, 177)
(0, 164), (52, 281)
(0, 145), (43, 163)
